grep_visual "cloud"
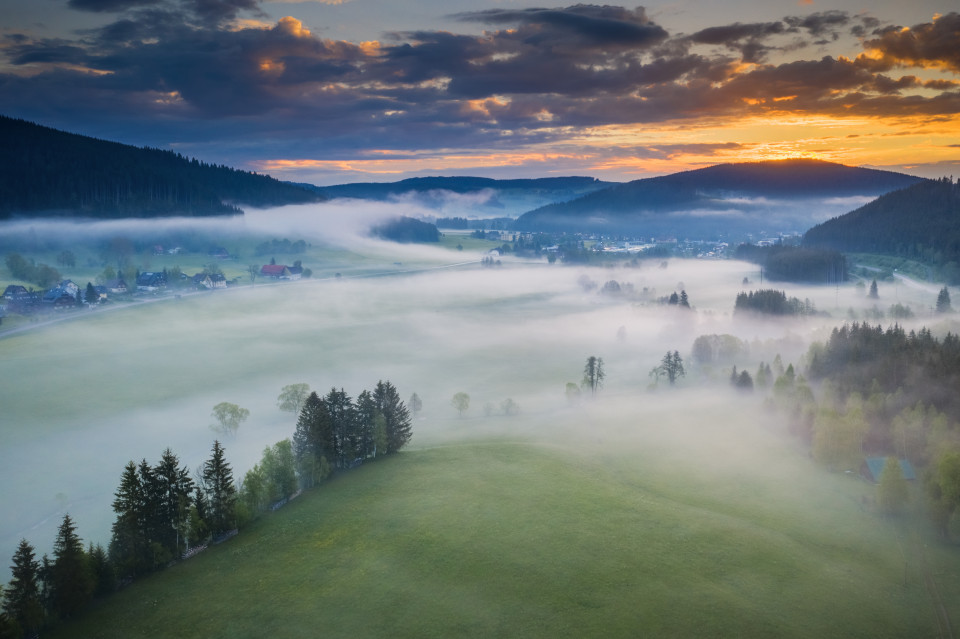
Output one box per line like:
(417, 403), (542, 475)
(68, 0), (162, 12)
(0, 4), (957, 179)
(863, 12), (960, 73)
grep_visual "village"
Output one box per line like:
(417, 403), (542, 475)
(0, 251), (307, 321)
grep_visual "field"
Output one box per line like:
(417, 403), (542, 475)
(46, 421), (949, 638)
(3, 208), (960, 636)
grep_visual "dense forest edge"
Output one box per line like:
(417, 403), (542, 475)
(804, 178), (960, 284)
(0, 116), (323, 219)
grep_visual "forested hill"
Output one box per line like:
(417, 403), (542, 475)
(0, 116), (323, 219)
(514, 160), (923, 237)
(313, 176), (610, 200)
(803, 178), (960, 281)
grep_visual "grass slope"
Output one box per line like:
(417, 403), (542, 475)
(51, 441), (938, 638)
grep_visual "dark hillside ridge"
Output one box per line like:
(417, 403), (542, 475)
(515, 160), (924, 237)
(312, 176), (611, 200)
(0, 116), (323, 219)
(804, 178), (960, 279)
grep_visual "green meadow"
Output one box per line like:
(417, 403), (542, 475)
(47, 428), (949, 638)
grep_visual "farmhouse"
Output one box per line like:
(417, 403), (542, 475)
(136, 272), (167, 291)
(105, 278), (128, 294)
(2, 284), (28, 300)
(261, 264), (292, 279)
(193, 272), (227, 289)
(42, 280), (80, 306)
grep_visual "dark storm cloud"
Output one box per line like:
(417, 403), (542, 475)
(453, 5), (669, 52)
(864, 12), (960, 72)
(784, 10), (850, 38)
(0, 4), (957, 162)
(68, 0), (162, 12)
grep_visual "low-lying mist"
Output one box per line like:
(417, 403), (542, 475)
(0, 202), (951, 579)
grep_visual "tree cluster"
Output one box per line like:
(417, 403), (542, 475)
(5, 253), (62, 289)
(371, 217), (440, 243)
(735, 244), (847, 283)
(292, 382), (412, 489)
(734, 289), (817, 316)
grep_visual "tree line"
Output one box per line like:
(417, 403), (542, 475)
(0, 380), (413, 637)
(734, 244), (847, 284)
(0, 115), (321, 219)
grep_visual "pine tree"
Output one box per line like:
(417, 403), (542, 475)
(679, 290), (690, 307)
(374, 380), (412, 454)
(153, 449), (194, 560)
(3, 539), (44, 636)
(582, 356), (605, 396)
(85, 282), (98, 305)
(325, 388), (357, 468)
(49, 514), (94, 619)
(868, 279), (879, 299)
(937, 286), (952, 313)
(202, 441), (236, 537)
(292, 392), (334, 487)
(109, 461), (147, 577)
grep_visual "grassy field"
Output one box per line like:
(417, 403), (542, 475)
(46, 430), (948, 638)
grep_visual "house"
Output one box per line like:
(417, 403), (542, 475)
(94, 285), (109, 301)
(136, 272), (167, 291)
(260, 264), (290, 279)
(861, 457), (916, 484)
(3, 284), (28, 300)
(192, 273), (227, 290)
(106, 279), (128, 294)
(42, 280), (80, 305)
(285, 266), (303, 281)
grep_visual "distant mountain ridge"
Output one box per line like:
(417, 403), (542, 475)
(804, 178), (960, 281)
(0, 116), (323, 219)
(514, 160), (924, 237)
(307, 176), (613, 217)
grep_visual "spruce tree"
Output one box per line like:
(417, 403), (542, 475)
(109, 461), (147, 577)
(202, 441), (236, 537)
(374, 380), (412, 454)
(937, 286), (952, 313)
(50, 514), (94, 619)
(868, 279), (879, 299)
(3, 539), (44, 636)
(292, 392), (333, 487)
(153, 449), (194, 560)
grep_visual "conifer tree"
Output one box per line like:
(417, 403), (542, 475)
(110, 461), (147, 577)
(202, 441), (236, 537)
(868, 279), (879, 299)
(292, 392), (333, 487)
(374, 380), (412, 454)
(582, 356), (605, 396)
(49, 514), (94, 619)
(937, 286), (952, 313)
(153, 449), (194, 559)
(3, 539), (44, 636)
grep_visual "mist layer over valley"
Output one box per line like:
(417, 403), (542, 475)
(2, 202), (957, 635)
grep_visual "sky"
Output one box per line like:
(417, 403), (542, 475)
(0, 0), (958, 185)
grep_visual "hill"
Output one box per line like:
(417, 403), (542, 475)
(804, 178), (960, 282)
(309, 176), (613, 218)
(514, 160), (923, 238)
(47, 439), (947, 638)
(0, 116), (323, 219)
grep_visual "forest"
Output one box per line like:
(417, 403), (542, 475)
(0, 117), (322, 219)
(804, 178), (960, 283)
(734, 244), (847, 283)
